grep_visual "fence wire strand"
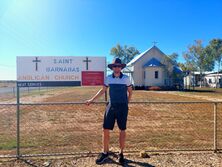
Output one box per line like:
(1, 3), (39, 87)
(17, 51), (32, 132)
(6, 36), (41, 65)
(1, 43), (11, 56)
(0, 101), (221, 158)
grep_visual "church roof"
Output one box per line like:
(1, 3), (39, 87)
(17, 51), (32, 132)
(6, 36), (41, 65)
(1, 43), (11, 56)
(143, 58), (164, 67)
(173, 66), (183, 74)
(127, 45), (166, 66)
(126, 45), (183, 73)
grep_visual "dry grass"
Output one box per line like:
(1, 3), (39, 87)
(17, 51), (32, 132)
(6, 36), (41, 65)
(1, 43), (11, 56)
(0, 86), (222, 158)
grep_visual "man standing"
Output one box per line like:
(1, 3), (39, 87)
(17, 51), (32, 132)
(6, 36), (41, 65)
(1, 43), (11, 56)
(86, 58), (133, 165)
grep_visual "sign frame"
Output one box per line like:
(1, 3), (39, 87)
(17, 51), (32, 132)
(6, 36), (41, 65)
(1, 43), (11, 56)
(16, 56), (106, 87)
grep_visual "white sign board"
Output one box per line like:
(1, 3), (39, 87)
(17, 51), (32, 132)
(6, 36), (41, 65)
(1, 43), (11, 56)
(17, 56), (106, 87)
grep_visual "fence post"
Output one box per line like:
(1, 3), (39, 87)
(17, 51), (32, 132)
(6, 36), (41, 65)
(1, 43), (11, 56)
(214, 102), (218, 153)
(16, 85), (20, 159)
(13, 87), (15, 97)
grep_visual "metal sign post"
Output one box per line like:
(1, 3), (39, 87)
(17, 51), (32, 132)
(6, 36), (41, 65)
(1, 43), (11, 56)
(214, 102), (218, 153)
(105, 90), (108, 102)
(16, 84), (20, 159)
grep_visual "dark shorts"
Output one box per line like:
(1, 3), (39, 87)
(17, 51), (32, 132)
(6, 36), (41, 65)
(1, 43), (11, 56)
(103, 102), (129, 130)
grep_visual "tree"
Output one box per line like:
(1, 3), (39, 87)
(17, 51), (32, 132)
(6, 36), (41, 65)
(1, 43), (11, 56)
(183, 40), (215, 87)
(161, 53), (178, 77)
(206, 39), (222, 88)
(161, 53), (183, 86)
(177, 62), (193, 71)
(168, 53), (178, 65)
(110, 44), (140, 64)
(183, 52), (198, 72)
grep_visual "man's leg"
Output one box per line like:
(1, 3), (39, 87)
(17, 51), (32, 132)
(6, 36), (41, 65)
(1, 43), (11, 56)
(102, 102), (115, 153)
(96, 128), (110, 164)
(117, 103), (128, 154)
(96, 103), (114, 164)
(103, 128), (110, 153)
(119, 130), (126, 153)
(115, 103), (128, 164)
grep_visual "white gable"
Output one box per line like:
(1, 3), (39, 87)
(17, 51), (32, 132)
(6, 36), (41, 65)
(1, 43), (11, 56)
(127, 45), (167, 66)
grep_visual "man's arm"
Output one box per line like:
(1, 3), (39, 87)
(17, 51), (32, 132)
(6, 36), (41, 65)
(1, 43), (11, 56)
(85, 86), (108, 105)
(127, 86), (133, 102)
(126, 76), (133, 102)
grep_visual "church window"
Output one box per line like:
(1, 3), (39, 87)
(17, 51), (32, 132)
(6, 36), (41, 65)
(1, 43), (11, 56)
(155, 71), (158, 79)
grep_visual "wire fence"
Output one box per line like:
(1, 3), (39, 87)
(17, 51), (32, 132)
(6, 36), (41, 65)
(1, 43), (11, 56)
(0, 87), (60, 98)
(0, 101), (222, 159)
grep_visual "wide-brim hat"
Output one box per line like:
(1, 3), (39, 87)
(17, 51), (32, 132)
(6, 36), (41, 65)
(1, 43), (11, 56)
(108, 58), (126, 70)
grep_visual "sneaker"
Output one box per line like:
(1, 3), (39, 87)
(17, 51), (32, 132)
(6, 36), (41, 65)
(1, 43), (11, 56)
(118, 152), (125, 165)
(96, 152), (109, 164)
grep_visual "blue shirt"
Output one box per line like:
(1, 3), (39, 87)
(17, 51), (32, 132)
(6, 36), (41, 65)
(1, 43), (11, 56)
(104, 72), (132, 103)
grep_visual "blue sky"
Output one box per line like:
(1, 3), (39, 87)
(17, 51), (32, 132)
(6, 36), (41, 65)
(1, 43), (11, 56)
(0, 0), (222, 80)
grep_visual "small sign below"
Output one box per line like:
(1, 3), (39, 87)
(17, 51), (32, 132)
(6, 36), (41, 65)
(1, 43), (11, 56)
(82, 71), (104, 86)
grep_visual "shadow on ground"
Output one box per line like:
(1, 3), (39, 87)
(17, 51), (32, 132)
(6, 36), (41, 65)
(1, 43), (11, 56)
(97, 152), (154, 167)
(100, 157), (154, 167)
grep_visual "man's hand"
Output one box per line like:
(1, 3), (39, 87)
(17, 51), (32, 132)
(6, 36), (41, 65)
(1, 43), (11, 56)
(127, 85), (133, 102)
(85, 86), (107, 106)
(85, 99), (94, 106)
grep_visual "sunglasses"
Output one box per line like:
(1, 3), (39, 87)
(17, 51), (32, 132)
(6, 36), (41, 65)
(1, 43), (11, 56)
(113, 65), (122, 68)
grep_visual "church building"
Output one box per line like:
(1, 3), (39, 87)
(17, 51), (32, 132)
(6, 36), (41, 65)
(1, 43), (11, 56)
(123, 45), (183, 89)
